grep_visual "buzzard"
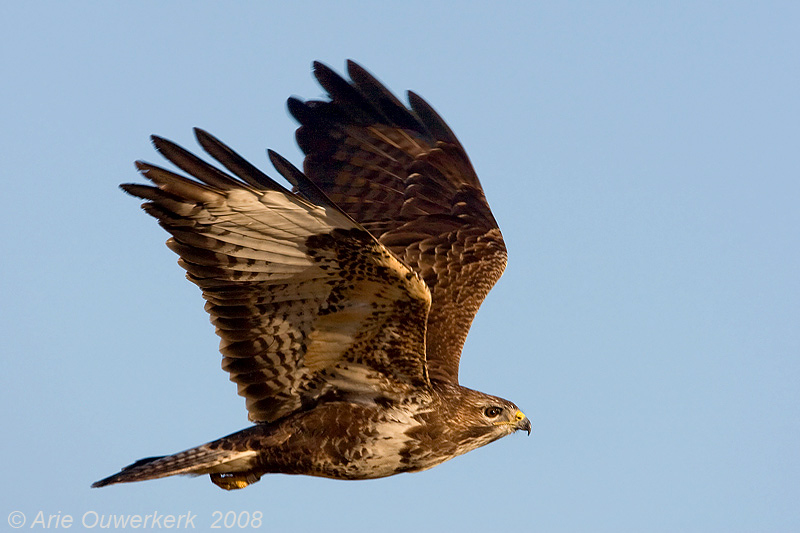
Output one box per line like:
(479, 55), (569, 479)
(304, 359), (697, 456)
(93, 61), (530, 490)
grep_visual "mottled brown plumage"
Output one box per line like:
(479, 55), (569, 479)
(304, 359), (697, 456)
(93, 61), (529, 491)
(291, 61), (508, 384)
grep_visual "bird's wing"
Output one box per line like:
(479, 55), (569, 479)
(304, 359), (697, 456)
(123, 129), (432, 423)
(289, 61), (507, 384)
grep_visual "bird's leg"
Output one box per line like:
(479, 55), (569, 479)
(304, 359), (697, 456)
(209, 471), (263, 490)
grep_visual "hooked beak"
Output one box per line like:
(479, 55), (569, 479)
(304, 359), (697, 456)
(514, 410), (532, 436)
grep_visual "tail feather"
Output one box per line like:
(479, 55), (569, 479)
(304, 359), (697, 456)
(92, 439), (258, 488)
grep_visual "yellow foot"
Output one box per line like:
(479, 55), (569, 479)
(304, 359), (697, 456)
(209, 472), (262, 490)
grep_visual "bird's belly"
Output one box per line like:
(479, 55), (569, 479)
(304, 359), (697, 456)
(276, 405), (439, 480)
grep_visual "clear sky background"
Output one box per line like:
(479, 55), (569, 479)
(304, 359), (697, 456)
(2, 2), (798, 532)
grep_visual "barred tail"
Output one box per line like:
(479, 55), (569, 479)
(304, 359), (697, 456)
(92, 431), (259, 488)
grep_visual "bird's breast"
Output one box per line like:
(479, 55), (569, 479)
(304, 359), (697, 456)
(273, 401), (441, 480)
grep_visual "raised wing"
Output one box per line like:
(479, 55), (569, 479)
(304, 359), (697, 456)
(289, 61), (507, 384)
(123, 128), (432, 423)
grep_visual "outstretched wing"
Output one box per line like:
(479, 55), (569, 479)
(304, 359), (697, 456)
(289, 61), (507, 384)
(123, 128), (432, 423)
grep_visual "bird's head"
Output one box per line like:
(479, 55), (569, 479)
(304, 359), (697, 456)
(442, 386), (531, 453)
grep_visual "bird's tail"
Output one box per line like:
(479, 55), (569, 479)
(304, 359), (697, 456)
(92, 428), (260, 489)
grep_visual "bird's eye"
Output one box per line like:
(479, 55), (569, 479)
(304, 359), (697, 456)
(484, 406), (502, 418)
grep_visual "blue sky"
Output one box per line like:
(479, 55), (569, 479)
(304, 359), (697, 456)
(2, 2), (798, 531)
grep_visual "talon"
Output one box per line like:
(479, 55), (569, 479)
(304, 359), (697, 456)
(209, 472), (262, 490)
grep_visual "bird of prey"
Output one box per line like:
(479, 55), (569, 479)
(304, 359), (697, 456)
(93, 60), (530, 490)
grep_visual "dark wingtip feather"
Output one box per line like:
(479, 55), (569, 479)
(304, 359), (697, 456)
(149, 135), (179, 159)
(267, 150), (325, 203)
(287, 96), (310, 123)
(311, 61), (339, 91)
(148, 134), (243, 190)
(345, 59), (375, 86)
(119, 182), (155, 199)
(192, 127), (283, 191)
(312, 61), (382, 124)
(407, 91), (462, 147)
(347, 61), (431, 135)
(312, 60), (330, 75)
(192, 127), (215, 146)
